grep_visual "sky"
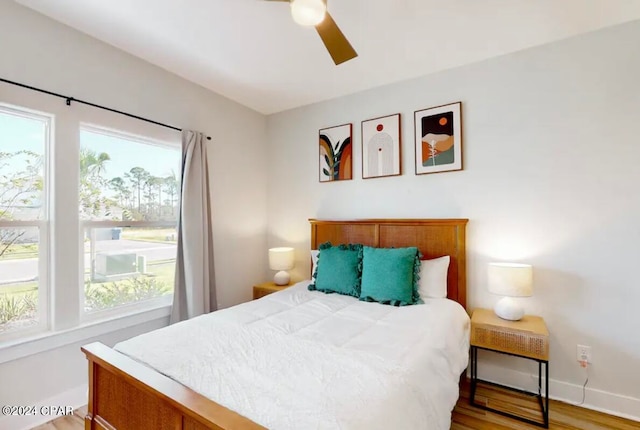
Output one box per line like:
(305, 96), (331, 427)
(0, 110), (44, 154)
(1, 109), (180, 222)
(80, 129), (180, 181)
(0, 110), (180, 182)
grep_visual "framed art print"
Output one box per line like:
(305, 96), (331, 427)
(361, 113), (401, 179)
(414, 102), (462, 175)
(319, 123), (352, 182)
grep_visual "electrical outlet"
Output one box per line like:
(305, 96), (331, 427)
(577, 344), (592, 364)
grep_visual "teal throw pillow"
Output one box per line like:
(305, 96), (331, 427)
(308, 242), (362, 297)
(360, 246), (421, 306)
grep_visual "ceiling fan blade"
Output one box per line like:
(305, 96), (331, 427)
(315, 12), (357, 65)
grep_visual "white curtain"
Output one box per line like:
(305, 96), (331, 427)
(170, 130), (216, 323)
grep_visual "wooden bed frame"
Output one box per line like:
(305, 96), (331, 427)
(82, 218), (468, 430)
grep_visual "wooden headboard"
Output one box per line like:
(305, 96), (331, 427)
(310, 218), (469, 309)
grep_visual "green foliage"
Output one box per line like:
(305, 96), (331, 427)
(0, 274), (172, 330)
(0, 292), (36, 326)
(0, 229), (26, 260)
(79, 148), (115, 218)
(125, 166), (149, 214)
(163, 172), (179, 210)
(84, 276), (171, 312)
(80, 149), (179, 221)
(22, 292), (37, 314)
(0, 241), (38, 260)
(2, 146), (178, 225)
(109, 176), (132, 214)
(0, 150), (43, 220)
(0, 150), (43, 258)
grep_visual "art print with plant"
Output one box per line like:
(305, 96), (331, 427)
(319, 123), (352, 182)
(414, 102), (463, 175)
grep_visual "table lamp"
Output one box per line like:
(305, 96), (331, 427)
(487, 262), (533, 321)
(269, 247), (295, 286)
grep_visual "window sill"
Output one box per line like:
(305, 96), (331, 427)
(0, 304), (171, 365)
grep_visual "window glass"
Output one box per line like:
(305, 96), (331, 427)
(80, 127), (179, 314)
(83, 226), (176, 313)
(79, 128), (180, 222)
(0, 108), (48, 335)
(0, 111), (46, 221)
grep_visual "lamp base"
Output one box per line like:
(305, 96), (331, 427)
(494, 297), (524, 321)
(273, 271), (290, 286)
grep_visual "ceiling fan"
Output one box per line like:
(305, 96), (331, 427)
(266, 0), (358, 65)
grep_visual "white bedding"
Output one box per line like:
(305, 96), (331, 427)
(115, 281), (470, 430)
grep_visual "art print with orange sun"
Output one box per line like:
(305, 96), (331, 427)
(414, 102), (462, 175)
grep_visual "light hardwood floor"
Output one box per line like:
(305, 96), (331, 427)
(34, 381), (639, 430)
(31, 406), (85, 430)
(452, 381), (639, 430)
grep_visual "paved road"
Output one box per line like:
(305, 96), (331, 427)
(0, 239), (176, 286)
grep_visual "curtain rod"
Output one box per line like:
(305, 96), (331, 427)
(0, 77), (211, 141)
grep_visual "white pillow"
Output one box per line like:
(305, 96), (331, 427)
(311, 250), (319, 278)
(418, 256), (450, 299)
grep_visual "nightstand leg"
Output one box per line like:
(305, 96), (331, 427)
(474, 347), (478, 385)
(545, 361), (549, 428)
(469, 347), (549, 428)
(538, 361), (542, 395)
(469, 346), (477, 405)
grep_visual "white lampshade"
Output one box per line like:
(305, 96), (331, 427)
(488, 263), (533, 321)
(269, 247), (295, 286)
(488, 263), (533, 297)
(269, 247), (295, 270)
(290, 0), (326, 26)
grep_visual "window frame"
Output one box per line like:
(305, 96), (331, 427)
(0, 103), (52, 342)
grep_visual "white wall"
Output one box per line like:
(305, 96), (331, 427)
(267, 21), (640, 418)
(0, 1), (267, 427)
(2, 0), (639, 423)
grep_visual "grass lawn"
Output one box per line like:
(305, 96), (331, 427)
(146, 259), (175, 279)
(0, 281), (37, 295)
(121, 228), (177, 244)
(0, 242), (38, 261)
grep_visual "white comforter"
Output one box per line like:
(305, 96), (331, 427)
(115, 281), (470, 430)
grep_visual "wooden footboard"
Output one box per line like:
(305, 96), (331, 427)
(82, 342), (266, 430)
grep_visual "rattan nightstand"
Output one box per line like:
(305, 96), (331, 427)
(470, 308), (550, 428)
(252, 282), (291, 300)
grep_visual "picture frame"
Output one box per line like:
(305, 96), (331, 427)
(319, 123), (352, 182)
(414, 102), (462, 175)
(361, 113), (401, 179)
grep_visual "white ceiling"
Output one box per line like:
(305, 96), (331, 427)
(14, 0), (640, 114)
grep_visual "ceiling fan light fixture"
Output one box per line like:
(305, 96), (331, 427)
(290, 0), (326, 27)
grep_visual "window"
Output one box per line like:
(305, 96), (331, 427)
(0, 92), (180, 349)
(0, 105), (50, 339)
(79, 126), (180, 317)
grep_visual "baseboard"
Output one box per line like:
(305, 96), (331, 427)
(472, 362), (640, 422)
(0, 384), (87, 430)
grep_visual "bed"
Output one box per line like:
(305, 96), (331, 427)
(82, 218), (469, 430)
